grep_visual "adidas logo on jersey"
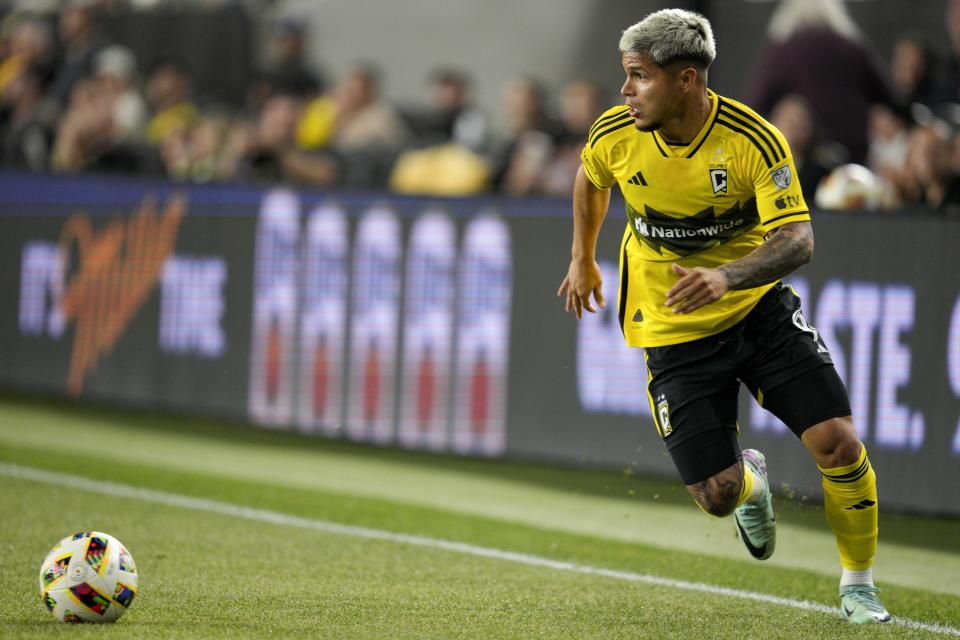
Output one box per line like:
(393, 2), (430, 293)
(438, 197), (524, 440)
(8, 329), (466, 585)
(627, 170), (647, 186)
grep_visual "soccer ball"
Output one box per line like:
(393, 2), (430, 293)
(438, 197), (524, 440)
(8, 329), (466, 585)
(813, 163), (885, 211)
(38, 531), (138, 623)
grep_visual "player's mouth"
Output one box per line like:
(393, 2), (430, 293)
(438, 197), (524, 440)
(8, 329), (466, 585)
(627, 105), (643, 119)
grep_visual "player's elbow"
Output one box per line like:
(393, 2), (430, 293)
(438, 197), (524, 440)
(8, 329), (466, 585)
(798, 233), (814, 265)
(789, 223), (814, 267)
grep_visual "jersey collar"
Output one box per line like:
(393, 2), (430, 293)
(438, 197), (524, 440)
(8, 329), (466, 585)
(650, 88), (720, 159)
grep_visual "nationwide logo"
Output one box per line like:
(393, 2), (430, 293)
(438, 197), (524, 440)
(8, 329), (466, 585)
(60, 194), (186, 395)
(625, 197), (760, 256)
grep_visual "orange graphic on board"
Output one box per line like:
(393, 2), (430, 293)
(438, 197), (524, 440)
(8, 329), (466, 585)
(58, 194), (186, 396)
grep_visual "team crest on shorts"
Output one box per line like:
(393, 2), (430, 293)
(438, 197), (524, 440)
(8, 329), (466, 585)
(771, 165), (792, 190)
(656, 394), (673, 437)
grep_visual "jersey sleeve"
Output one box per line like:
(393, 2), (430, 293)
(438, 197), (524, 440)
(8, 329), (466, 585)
(580, 140), (615, 189)
(749, 126), (810, 232)
(580, 107), (628, 189)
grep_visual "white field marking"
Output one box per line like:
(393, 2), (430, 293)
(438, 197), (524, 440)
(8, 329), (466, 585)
(4, 462), (958, 637)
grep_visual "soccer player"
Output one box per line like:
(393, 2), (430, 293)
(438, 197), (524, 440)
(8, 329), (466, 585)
(557, 9), (890, 624)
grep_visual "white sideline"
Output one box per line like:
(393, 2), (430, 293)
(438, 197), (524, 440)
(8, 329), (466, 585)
(4, 461), (958, 637)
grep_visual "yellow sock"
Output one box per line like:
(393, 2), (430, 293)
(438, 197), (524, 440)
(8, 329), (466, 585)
(819, 445), (878, 571)
(736, 462), (757, 508)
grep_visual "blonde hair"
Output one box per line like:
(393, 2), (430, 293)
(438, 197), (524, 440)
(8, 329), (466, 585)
(619, 9), (716, 69)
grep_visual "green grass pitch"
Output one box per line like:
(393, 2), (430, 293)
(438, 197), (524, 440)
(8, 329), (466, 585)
(1, 395), (959, 639)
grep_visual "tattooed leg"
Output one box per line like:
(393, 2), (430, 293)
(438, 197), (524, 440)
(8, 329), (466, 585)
(685, 459), (745, 517)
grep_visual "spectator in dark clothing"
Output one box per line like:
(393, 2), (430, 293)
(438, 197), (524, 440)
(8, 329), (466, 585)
(264, 17), (323, 98)
(0, 18), (56, 171)
(890, 34), (941, 111)
(222, 92), (338, 187)
(50, 75), (142, 174)
(901, 122), (960, 212)
(749, 0), (892, 164)
(405, 68), (490, 153)
(536, 78), (604, 196)
(867, 103), (912, 201)
(940, 0), (960, 109)
(492, 75), (563, 194)
(46, 0), (108, 108)
(0, 17), (56, 99)
(0, 68), (52, 170)
(768, 93), (841, 196)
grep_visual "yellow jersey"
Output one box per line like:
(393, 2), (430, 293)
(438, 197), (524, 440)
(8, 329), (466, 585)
(580, 89), (810, 348)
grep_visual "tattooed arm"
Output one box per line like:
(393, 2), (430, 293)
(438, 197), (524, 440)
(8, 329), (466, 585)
(664, 220), (813, 314)
(719, 221), (814, 290)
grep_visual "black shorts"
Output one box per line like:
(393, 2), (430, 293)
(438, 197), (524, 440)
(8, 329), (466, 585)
(644, 283), (851, 485)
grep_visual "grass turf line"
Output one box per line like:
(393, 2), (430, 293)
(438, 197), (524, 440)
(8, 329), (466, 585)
(2, 474), (955, 640)
(1, 446), (959, 639)
(4, 392), (959, 556)
(5, 461), (960, 639)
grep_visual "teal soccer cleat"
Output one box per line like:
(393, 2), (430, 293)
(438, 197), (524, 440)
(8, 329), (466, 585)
(840, 585), (892, 624)
(734, 449), (776, 560)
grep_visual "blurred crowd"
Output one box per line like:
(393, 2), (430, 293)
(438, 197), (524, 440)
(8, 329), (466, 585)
(752, 0), (960, 213)
(2, 0), (960, 212)
(0, 0), (599, 199)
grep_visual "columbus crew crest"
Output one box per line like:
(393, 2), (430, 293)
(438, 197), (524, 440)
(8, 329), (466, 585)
(656, 394), (673, 437)
(709, 168), (728, 195)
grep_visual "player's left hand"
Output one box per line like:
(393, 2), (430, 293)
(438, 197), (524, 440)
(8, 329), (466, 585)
(665, 263), (729, 314)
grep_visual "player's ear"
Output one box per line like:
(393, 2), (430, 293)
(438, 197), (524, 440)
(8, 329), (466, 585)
(677, 65), (698, 91)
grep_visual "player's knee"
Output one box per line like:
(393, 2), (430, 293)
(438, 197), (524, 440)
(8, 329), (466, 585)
(804, 417), (863, 468)
(822, 437), (862, 468)
(817, 430), (862, 468)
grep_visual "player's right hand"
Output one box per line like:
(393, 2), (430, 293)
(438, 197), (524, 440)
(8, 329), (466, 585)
(557, 257), (605, 319)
